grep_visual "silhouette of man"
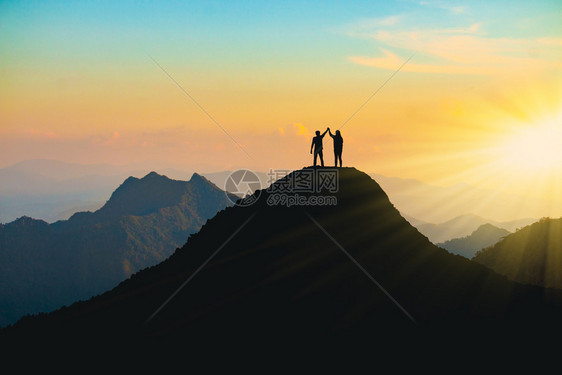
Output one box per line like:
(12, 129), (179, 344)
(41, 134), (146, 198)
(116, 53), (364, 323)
(328, 129), (343, 167)
(310, 128), (329, 167)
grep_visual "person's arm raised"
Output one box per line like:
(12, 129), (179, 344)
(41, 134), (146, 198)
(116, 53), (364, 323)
(321, 128), (329, 138)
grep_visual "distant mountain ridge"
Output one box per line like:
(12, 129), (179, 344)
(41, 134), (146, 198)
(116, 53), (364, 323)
(437, 223), (510, 259)
(473, 218), (562, 289)
(0, 172), (236, 327)
(412, 213), (535, 243)
(99, 172), (191, 217)
(0, 159), (196, 223)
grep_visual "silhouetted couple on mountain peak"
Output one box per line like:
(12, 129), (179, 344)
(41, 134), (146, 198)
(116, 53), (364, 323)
(310, 127), (343, 167)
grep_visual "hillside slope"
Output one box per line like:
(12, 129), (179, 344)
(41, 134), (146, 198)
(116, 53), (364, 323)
(473, 218), (562, 289)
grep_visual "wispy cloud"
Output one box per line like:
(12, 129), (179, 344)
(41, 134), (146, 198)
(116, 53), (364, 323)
(537, 37), (562, 46)
(351, 15), (402, 31)
(104, 131), (121, 145)
(345, 14), (562, 75)
(292, 123), (312, 137)
(419, 1), (467, 15)
(26, 129), (61, 140)
(349, 50), (488, 75)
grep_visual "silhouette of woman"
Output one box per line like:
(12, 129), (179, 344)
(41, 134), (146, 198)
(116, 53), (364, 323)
(328, 128), (343, 167)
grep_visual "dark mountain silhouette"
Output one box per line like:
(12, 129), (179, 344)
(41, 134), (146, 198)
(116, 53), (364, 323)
(0, 159), (199, 223)
(414, 213), (535, 243)
(3, 168), (562, 345)
(438, 224), (510, 259)
(0, 172), (236, 327)
(473, 218), (562, 289)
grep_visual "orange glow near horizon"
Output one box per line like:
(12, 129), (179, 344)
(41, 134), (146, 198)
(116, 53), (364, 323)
(1, 1), (561, 221)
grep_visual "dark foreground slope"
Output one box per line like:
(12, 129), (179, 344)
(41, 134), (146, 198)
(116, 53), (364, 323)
(0, 172), (235, 326)
(3, 168), (562, 344)
(473, 218), (562, 288)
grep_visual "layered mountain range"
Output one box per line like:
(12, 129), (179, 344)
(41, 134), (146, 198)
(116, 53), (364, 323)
(437, 223), (511, 258)
(0, 172), (236, 326)
(4, 167), (562, 345)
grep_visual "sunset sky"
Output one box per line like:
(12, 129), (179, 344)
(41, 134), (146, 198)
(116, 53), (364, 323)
(1, 1), (561, 215)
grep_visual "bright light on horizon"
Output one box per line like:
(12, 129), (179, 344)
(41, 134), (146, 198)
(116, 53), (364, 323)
(497, 112), (562, 174)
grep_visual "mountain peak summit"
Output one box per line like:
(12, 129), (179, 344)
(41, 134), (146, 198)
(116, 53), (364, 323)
(189, 172), (206, 183)
(98, 172), (187, 217)
(189, 172), (222, 192)
(144, 171), (163, 178)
